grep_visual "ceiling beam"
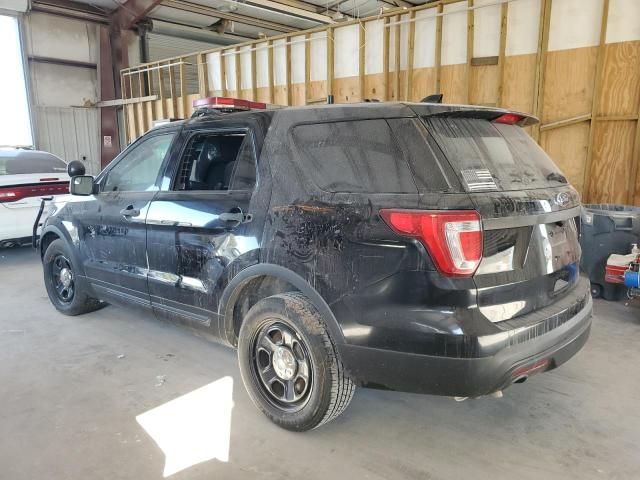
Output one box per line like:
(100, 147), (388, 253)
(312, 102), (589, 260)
(31, 0), (109, 23)
(269, 0), (347, 16)
(162, 0), (297, 34)
(241, 0), (335, 24)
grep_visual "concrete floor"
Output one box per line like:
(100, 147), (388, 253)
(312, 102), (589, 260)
(1, 246), (639, 480)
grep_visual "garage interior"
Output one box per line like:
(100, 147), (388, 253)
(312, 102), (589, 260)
(1, 0), (640, 478)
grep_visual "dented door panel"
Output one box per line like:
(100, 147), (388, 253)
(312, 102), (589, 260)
(146, 191), (256, 329)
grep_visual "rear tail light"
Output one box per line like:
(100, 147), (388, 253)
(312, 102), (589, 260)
(0, 182), (69, 203)
(493, 113), (523, 125)
(380, 209), (483, 277)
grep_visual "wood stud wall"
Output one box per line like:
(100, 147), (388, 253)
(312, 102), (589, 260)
(122, 0), (640, 205)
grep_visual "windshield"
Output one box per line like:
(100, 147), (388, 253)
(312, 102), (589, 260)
(423, 117), (566, 192)
(0, 151), (67, 175)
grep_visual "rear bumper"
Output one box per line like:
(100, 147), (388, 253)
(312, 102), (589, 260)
(339, 287), (592, 397)
(0, 203), (40, 241)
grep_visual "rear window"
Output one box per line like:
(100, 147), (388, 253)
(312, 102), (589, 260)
(423, 117), (565, 192)
(0, 152), (67, 175)
(291, 120), (418, 194)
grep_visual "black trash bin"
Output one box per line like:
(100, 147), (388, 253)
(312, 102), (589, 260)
(580, 204), (640, 300)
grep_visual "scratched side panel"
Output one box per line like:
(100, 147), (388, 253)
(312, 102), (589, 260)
(257, 109), (489, 356)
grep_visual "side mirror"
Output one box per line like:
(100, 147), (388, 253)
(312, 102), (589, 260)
(70, 176), (95, 196)
(67, 160), (86, 177)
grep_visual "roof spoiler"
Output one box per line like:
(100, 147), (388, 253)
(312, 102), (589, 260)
(412, 105), (538, 127)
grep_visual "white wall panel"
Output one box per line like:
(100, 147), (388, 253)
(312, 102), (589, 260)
(207, 52), (222, 92)
(506, 0), (540, 56)
(224, 52), (236, 91)
(25, 12), (98, 63)
(548, 0), (604, 51)
(30, 62), (97, 107)
(400, 15), (409, 71)
(334, 24), (359, 79)
(273, 39), (286, 86)
(414, 9), (437, 68)
(291, 35), (305, 84)
(256, 42), (269, 88)
(473, 0), (501, 58)
(365, 19), (384, 74)
(606, 0), (640, 43)
(35, 107), (100, 175)
(389, 21), (396, 71)
(240, 46), (252, 90)
(0, 0), (28, 12)
(441, 1), (467, 65)
(310, 32), (327, 82)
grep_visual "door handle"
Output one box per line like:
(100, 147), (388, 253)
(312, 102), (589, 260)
(219, 212), (244, 223)
(219, 209), (253, 225)
(120, 205), (141, 217)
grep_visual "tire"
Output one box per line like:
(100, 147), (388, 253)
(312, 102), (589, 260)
(238, 292), (355, 431)
(43, 239), (103, 316)
(590, 283), (602, 298)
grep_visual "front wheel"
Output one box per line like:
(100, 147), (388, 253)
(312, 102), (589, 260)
(43, 239), (103, 316)
(238, 292), (355, 431)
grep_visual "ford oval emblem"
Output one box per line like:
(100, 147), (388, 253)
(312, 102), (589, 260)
(555, 192), (570, 207)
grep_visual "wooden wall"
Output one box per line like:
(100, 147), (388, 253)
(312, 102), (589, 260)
(121, 0), (640, 205)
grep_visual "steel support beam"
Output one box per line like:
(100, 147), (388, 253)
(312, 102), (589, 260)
(112, 0), (164, 31)
(99, 26), (122, 168)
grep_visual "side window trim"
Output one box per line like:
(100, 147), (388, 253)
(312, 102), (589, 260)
(167, 126), (258, 193)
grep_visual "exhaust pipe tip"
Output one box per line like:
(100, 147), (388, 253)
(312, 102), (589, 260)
(513, 375), (528, 384)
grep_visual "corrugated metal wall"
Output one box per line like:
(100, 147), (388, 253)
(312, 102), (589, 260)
(25, 12), (101, 173)
(35, 107), (100, 175)
(147, 33), (218, 96)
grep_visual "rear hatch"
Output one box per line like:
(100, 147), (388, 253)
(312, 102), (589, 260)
(417, 110), (582, 323)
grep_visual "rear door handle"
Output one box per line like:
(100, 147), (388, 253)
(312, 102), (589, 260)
(120, 205), (141, 217)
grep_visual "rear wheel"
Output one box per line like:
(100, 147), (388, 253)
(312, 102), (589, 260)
(590, 283), (602, 298)
(238, 292), (355, 431)
(43, 239), (103, 316)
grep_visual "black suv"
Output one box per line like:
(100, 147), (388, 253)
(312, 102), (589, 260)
(39, 102), (592, 431)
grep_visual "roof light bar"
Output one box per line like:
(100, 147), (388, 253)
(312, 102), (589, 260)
(192, 97), (267, 111)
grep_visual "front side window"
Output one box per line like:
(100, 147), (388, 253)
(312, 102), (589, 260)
(103, 133), (174, 192)
(174, 131), (256, 191)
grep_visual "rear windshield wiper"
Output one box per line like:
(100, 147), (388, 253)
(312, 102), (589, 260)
(546, 172), (568, 184)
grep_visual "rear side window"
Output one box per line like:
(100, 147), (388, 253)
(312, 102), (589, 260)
(291, 120), (417, 194)
(0, 152), (67, 175)
(423, 117), (565, 192)
(387, 118), (452, 192)
(174, 131), (256, 192)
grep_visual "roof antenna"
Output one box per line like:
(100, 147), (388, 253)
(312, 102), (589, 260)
(420, 93), (443, 103)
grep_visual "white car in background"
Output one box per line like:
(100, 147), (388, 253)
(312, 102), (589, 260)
(0, 148), (70, 247)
